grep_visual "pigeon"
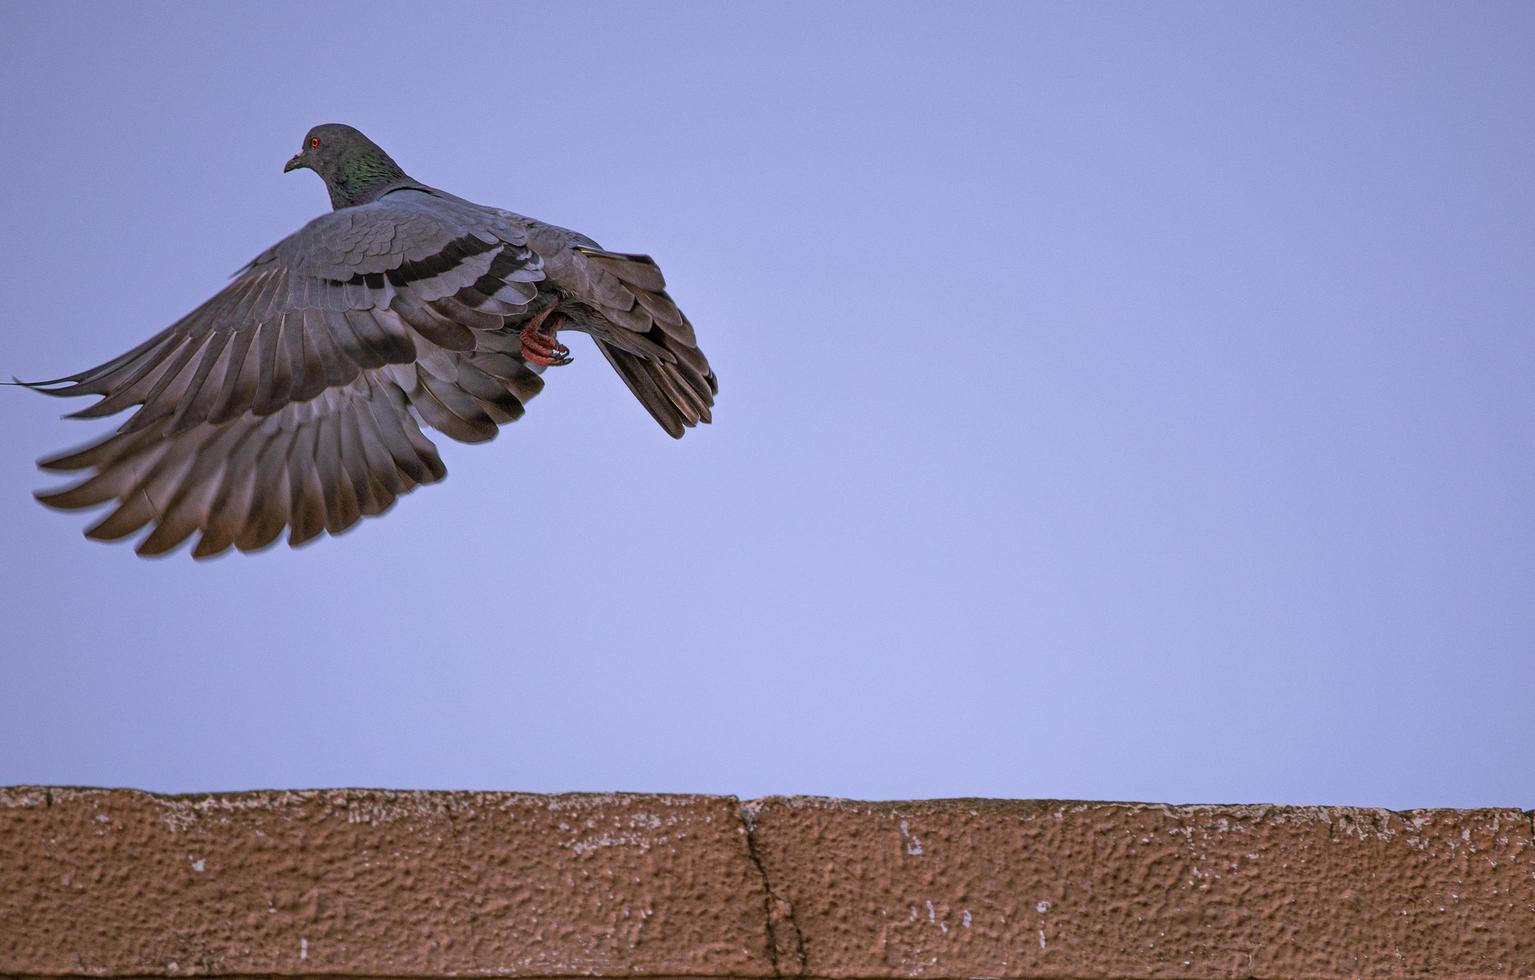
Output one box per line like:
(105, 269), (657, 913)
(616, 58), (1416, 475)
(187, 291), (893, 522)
(18, 124), (716, 558)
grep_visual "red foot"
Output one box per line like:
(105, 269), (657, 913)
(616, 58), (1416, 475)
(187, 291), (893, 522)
(520, 304), (573, 367)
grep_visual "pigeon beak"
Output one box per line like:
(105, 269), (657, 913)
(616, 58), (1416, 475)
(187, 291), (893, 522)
(283, 153), (303, 174)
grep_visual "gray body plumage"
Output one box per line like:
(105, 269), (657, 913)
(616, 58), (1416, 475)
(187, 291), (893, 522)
(22, 125), (716, 557)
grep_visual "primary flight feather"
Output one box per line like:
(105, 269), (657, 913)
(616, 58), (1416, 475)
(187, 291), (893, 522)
(20, 124), (716, 558)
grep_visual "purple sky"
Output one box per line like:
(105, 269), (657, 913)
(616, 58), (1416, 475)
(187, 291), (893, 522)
(1, 2), (1531, 807)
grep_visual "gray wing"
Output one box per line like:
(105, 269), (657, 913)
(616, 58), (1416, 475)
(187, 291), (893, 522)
(25, 189), (547, 557)
(525, 221), (717, 438)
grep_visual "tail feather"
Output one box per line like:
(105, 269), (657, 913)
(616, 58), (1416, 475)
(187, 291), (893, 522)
(593, 336), (716, 439)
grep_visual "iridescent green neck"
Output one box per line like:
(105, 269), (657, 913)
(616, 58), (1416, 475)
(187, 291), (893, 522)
(327, 151), (410, 209)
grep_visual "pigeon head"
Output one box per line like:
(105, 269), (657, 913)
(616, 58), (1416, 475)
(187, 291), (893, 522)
(284, 124), (412, 210)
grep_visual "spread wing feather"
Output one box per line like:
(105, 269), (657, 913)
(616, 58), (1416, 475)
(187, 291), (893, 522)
(25, 189), (546, 557)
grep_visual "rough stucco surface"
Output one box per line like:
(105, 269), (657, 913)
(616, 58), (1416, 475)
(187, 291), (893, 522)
(0, 788), (769, 978)
(743, 798), (1535, 978)
(2, 789), (1533, 979)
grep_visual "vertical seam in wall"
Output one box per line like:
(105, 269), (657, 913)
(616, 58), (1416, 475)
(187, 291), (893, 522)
(739, 799), (806, 980)
(443, 796), (462, 848)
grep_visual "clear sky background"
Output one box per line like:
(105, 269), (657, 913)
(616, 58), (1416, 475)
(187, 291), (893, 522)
(1, 2), (1530, 809)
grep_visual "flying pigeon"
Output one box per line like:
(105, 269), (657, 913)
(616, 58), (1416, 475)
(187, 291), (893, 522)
(19, 124), (716, 558)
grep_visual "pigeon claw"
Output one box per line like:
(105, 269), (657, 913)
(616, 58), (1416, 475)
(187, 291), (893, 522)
(521, 336), (572, 367)
(519, 305), (574, 367)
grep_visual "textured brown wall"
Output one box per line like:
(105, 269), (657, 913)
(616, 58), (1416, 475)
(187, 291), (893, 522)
(2, 788), (1532, 978)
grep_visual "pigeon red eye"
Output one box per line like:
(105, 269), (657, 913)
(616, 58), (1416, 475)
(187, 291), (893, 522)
(309, 137), (321, 148)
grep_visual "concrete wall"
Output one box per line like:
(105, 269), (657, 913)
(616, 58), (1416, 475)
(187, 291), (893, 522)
(2, 788), (1532, 978)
